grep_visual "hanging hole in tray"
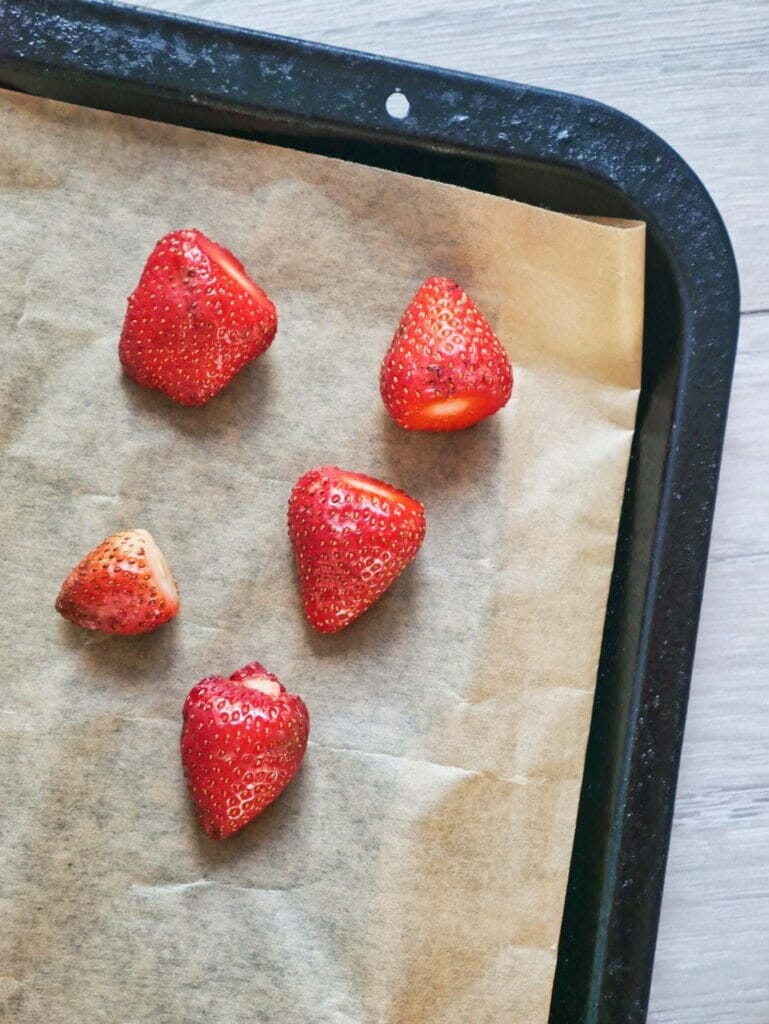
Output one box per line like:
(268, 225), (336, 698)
(385, 91), (410, 119)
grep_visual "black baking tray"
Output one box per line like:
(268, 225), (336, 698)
(0, 2), (740, 1021)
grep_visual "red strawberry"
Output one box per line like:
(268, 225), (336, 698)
(181, 662), (310, 840)
(119, 229), (277, 406)
(380, 276), (513, 430)
(55, 528), (179, 635)
(288, 466), (426, 634)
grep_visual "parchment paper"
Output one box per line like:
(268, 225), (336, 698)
(0, 90), (644, 1024)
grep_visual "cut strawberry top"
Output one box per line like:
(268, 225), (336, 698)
(195, 232), (266, 304)
(401, 391), (502, 431)
(241, 675), (282, 697)
(137, 528), (178, 606)
(228, 660), (283, 697)
(331, 469), (425, 517)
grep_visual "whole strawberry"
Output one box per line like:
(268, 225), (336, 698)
(55, 528), (179, 634)
(288, 466), (426, 634)
(119, 229), (277, 406)
(380, 276), (513, 430)
(181, 662), (309, 840)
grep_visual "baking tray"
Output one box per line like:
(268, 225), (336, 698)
(0, 2), (740, 1021)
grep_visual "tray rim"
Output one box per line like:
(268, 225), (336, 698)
(0, 2), (741, 1022)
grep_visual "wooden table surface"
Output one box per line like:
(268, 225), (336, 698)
(129, 2), (769, 1019)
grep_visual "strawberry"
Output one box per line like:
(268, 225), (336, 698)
(119, 229), (277, 406)
(380, 276), (513, 430)
(288, 466), (426, 634)
(181, 662), (310, 840)
(55, 528), (179, 635)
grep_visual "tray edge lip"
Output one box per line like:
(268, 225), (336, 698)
(0, 0), (741, 313)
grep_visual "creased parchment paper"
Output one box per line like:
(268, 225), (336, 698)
(0, 90), (644, 1024)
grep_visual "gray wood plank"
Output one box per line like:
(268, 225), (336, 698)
(114, 2), (769, 1020)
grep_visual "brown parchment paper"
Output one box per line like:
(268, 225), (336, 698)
(0, 90), (644, 1024)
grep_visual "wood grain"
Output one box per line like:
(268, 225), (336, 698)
(120, 1), (769, 1019)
